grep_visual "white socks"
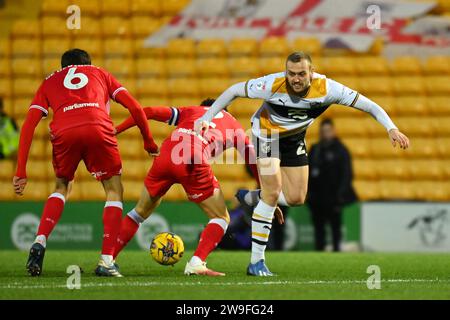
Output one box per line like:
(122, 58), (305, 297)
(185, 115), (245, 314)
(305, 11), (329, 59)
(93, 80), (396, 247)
(251, 200), (276, 264)
(34, 235), (47, 248)
(244, 189), (289, 207)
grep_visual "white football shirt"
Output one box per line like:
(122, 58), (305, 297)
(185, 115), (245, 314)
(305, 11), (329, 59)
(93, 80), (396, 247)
(246, 72), (359, 140)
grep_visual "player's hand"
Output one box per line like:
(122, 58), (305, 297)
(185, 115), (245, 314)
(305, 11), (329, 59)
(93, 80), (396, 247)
(144, 141), (159, 157)
(113, 127), (117, 135)
(194, 119), (210, 134)
(149, 149), (160, 157)
(274, 206), (285, 225)
(388, 129), (410, 149)
(12, 176), (27, 196)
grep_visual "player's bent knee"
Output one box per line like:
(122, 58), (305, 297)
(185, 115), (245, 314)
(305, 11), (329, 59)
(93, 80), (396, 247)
(286, 190), (307, 206)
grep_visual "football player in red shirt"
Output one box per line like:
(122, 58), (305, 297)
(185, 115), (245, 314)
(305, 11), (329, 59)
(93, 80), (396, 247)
(113, 99), (283, 276)
(12, 49), (158, 277)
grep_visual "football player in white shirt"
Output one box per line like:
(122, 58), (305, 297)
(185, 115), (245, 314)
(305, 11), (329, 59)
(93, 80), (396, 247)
(195, 52), (410, 276)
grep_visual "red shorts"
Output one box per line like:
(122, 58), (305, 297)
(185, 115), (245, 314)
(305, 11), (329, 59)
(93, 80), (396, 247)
(144, 140), (219, 203)
(51, 125), (122, 181)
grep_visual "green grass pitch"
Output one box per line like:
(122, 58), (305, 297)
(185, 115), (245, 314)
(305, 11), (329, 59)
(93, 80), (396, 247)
(0, 250), (449, 300)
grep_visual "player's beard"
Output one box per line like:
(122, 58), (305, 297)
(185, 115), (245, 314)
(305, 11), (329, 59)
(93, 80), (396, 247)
(288, 78), (311, 96)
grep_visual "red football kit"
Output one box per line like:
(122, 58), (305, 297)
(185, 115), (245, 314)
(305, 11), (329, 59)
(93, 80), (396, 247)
(16, 65), (156, 181)
(116, 106), (258, 203)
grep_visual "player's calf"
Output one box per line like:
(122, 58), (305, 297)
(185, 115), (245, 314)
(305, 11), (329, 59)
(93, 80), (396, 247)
(100, 201), (123, 271)
(189, 193), (230, 275)
(113, 192), (161, 260)
(185, 218), (228, 276)
(25, 191), (66, 277)
(113, 209), (144, 259)
(191, 218), (228, 264)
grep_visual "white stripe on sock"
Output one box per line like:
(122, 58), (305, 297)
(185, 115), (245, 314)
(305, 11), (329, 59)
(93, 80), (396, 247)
(209, 218), (228, 232)
(48, 192), (65, 203)
(127, 209), (145, 224)
(105, 201), (123, 209)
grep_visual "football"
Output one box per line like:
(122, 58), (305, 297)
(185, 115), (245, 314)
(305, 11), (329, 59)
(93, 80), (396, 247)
(150, 232), (185, 266)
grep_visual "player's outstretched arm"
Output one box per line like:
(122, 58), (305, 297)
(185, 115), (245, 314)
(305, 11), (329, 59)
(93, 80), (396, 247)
(329, 79), (410, 150)
(13, 108), (43, 195)
(115, 90), (159, 155)
(195, 82), (247, 132)
(352, 94), (410, 149)
(115, 106), (173, 134)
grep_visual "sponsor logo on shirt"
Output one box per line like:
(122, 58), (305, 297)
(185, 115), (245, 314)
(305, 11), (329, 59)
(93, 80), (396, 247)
(288, 109), (308, 120)
(63, 102), (100, 112)
(176, 128), (208, 144)
(278, 98), (287, 106)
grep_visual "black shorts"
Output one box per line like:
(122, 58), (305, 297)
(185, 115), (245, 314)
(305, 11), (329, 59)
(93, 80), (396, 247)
(254, 131), (309, 167)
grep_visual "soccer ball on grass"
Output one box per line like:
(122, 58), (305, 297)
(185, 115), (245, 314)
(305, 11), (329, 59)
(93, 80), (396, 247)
(150, 232), (184, 266)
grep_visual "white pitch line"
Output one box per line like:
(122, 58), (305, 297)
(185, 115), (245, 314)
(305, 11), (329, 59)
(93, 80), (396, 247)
(1, 279), (449, 290)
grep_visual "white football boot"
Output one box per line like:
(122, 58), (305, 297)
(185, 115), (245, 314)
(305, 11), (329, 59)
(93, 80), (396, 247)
(184, 260), (225, 276)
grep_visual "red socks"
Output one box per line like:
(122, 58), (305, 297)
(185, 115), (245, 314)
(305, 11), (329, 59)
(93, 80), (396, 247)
(193, 218), (228, 261)
(36, 196), (125, 258)
(112, 213), (228, 262)
(36, 193), (65, 239)
(113, 215), (140, 259)
(102, 201), (123, 256)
